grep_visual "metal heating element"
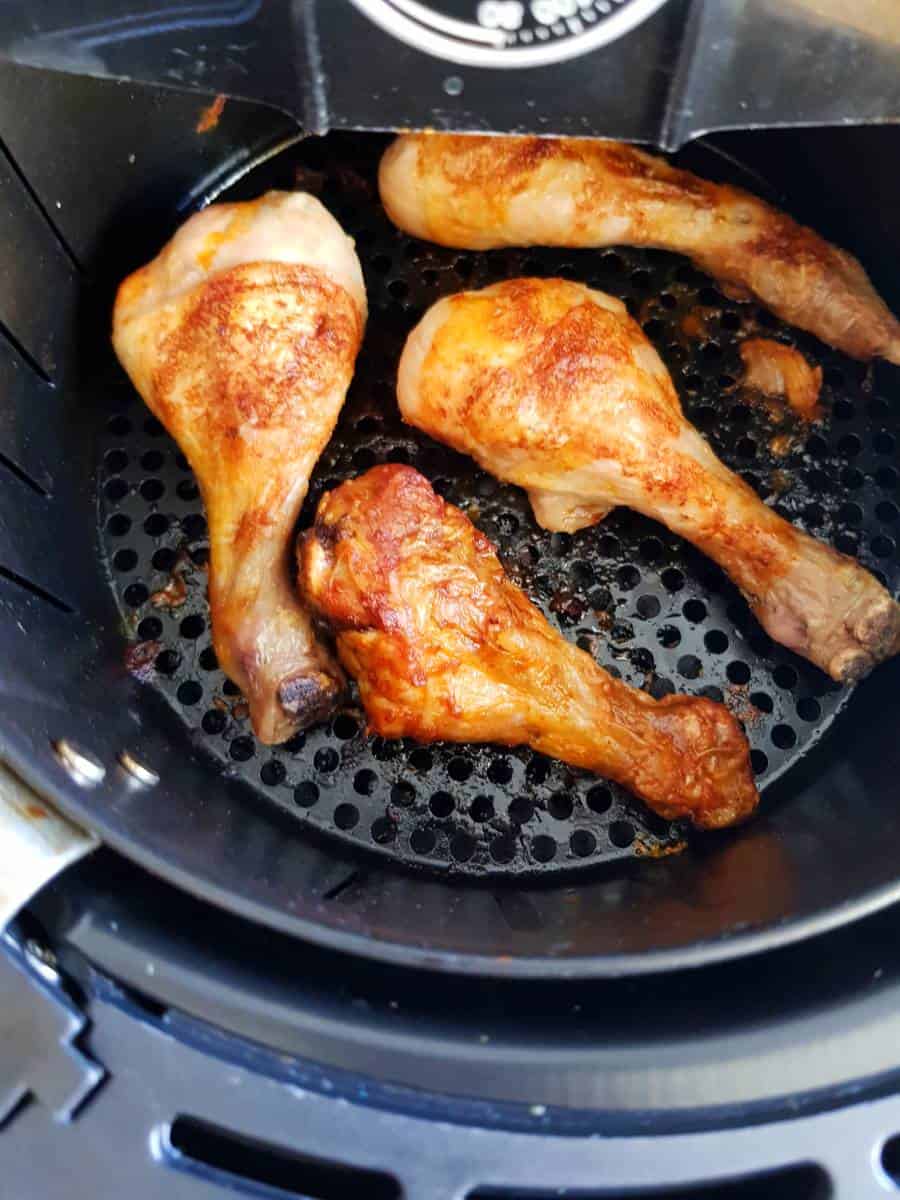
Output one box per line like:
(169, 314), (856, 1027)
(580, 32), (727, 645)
(98, 133), (900, 878)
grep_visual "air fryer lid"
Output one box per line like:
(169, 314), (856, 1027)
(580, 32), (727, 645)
(1, 70), (900, 975)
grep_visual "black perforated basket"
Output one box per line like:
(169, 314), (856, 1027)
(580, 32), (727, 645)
(3, 65), (900, 974)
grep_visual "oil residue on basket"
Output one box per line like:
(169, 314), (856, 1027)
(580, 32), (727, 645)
(99, 132), (899, 880)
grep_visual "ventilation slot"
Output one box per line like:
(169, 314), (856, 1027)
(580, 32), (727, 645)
(0, 450), (48, 497)
(0, 318), (53, 386)
(881, 1133), (900, 1184)
(166, 1116), (400, 1200)
(469, 1162), (829, 1199)
(0, 565), (73, 613)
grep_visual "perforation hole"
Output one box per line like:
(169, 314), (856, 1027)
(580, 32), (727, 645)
(636, 594), (660, 619)
(294, 781), (319, 808)
(334, 803), (359, 831)
(727, 661), (751, 685)
(114, 549), (138, 572)
(657, 625), (681, 649)
(429, 791), (454, 818)
(140, 479), (164, 502)
(488, 757), (513, 785)
(704, 630), (728, 654)
(123, 582), (147, 607)
(450, 832), (476, 862)
(751, 749), (769, 775)
(548, 792), (573, 820)
(682, 599), (707, 623)
(182, 513), (207, 541)
(490, 835), (516, 864)
(106, 513), (131, 536)
(229, 737), (254, 762)
(180, 614), (205, 639)
(409, 747), (433, 771)
(105, 478), (128, 501)
(567, 830), (594, 858)
(797, 697), (821, 722)
(838, 433), (862, 458)
(315, 747), (339, 774)
(508, 796), (533, 824)
(773, 664), (798, 689)
(609, 821), (635, 849)
(448, 757), (472, 782)
(470, 795), (494, 823)
(771, 724), (796, 750)
(202, 710), (226, 735)
(177, 479), (199, 501)
(177, 681), (202, 706)
(365, 816), (395, 846)
(587, 785), (612, 814)
(155, 649), (180, 675)
(531, 835), (556, 863)
(354, 769), (377, 796)
(333, 713), (360, 740)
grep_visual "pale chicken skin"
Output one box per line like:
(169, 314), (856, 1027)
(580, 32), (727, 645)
(379, 134), (900, 364)
(113, 191), (366, 744)
(398, 279), (900, 683)
(299, 465), (758, 830)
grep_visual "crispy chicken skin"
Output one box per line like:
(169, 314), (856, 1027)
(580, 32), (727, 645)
(379, 134), (900, 364)
(299, 465), (758, 829)
(739, 338), (822, 421)
(113, 191), (366, 744)
(398, 279), (900, 683)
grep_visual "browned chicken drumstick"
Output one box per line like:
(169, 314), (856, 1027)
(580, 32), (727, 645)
(113, 191), (366, 743)
(398, 279), (900, 683)
(299, 464), (758, 830)
(379, 134), (900, 364)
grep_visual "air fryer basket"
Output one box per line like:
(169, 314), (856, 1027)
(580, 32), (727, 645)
(2, 65), (900, 974)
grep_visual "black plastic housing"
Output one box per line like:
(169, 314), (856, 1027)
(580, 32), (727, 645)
(1, 62), (900, 976)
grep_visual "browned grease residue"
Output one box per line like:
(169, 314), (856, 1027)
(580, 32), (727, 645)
(125, 639), (160, 682)
(151, 572), (188, 609)
(680, 306), (718, 341)
(634, 837), (688, 858)
(196, 93), (226, 133)
(26, 804), (48, 820)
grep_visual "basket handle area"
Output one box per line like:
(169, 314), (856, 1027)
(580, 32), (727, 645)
(0, 761), (97, 929)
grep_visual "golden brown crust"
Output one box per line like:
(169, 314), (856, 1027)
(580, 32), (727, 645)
(114, 244), (364, 743)
(381, 133), (900, 363)
(399, 278), (900, 683)
(147, 262), (362, 440)
(299, 465), (758, 829)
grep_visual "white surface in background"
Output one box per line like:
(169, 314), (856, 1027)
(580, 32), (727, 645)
(0, 761), (97, 928)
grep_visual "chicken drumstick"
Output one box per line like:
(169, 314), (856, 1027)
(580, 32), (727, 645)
(379, 134), (900, 364)
(113, 191), (366, 743)
(299, 464), (757, 830)
(398, 279), (900, 683)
